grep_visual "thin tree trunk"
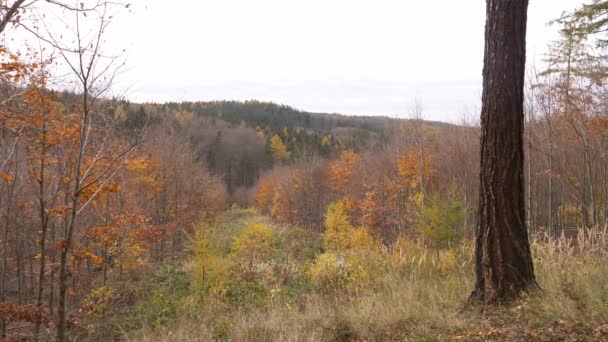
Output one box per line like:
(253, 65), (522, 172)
(584, 142), (596, 226)
(534, 174), (539, 230)
(582, 166), (589, 227)
(548, 139), (554, 237)
(58, 87), (89, 342)
(16, 217), (23, 304)
(35, 118), (49, 335)
(560, 176), (566, 232)
(526, 116), (533, 234)
(603, 144), (608, 225)
(0, 162), (16, 338)
(462, 121), (470, 239)
(49, 222), (56, 314)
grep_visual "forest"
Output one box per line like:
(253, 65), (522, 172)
(1, 0), (608, 341)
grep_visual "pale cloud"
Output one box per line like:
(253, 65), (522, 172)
(104, 0), (582, 122)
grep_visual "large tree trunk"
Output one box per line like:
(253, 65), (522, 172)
(471, 0), (536, 305)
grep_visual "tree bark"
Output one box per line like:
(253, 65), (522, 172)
(471, 0), (536, 305)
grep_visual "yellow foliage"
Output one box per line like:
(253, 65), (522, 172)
(321, 135), (331, 147)
(116, 243), (148, 271)
(560, 203), (579, 220)
(410, 191), (425, 209)
(270, 191), (283, 220)
(270, 134), (290, 161)
(393, 235), (425, 262)
(351, 227), (377, 251)
(310, 200), (383, 290)
(345, 251), (379, 288)
(439, 250), (457, 274)
(323, 201), (354, 251)
(307, 250), (381, 290)
(189, 223), (231, 291)
(125, 158), (150, 173)
(324, 200), (377, 253)
(175, 110), (193, 121)
(307, 252), (349, 289)
(231, 224), (278, 268)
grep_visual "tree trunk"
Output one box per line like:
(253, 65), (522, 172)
(35, 120), (49, 335)
(560, 176), (566, 232)
(471, 0), (536, 305)
(1, 164), (16, 338)
(584, 141), (596, 226)
(548, 139), (555, 237)
(58, 86), (90, 342)
(49, 222), (56, 313)
(603, 143), (608, 225)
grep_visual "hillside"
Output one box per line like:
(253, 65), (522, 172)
(116, 100), (459, 197)
(82, 209), (608, 341)
(4, 0), (608, 340)
(164, 100), (398, 133)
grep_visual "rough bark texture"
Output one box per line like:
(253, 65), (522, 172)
(471, 0), (536, 305)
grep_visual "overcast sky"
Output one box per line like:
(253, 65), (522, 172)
(106, 0), (583, 122)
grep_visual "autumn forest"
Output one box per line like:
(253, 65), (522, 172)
(1, 0), (608, 341)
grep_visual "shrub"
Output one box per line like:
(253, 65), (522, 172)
(416, 193), (464, 249)
(231, 223), (279, 268)
(307, 252), (351, 289)
(188, 223), (232, 293)
(131, 265), (190, 330)
(308, 202), (383, 291)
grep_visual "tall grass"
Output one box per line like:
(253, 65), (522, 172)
(125, 213), (608, 341)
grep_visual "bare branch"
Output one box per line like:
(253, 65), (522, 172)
(0, 0), (27, 34)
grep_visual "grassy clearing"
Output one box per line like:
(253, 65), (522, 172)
(85, 209), (608, 341)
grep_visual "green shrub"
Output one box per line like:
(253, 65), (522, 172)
(416, 193), (465, 249)
(130, 264), (190, 330)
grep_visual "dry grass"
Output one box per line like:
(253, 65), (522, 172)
(125, 213), (608, 341)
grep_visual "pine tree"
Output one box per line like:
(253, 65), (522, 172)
(471, 0), (536, 305)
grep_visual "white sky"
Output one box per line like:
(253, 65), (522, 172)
(102, 0), (583, 122)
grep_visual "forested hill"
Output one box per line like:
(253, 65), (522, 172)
(115, 99), (457, 197)
(161, 100), (398, 133)
(128, 99), (451, 142)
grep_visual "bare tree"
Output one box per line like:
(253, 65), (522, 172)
(408, 97), (426, 197)
(21, 3), (146, 340)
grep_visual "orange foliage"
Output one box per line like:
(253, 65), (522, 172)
(397, 149), (433, 189)
(329, 149), (360, 195)
(255, 175), (277, 214)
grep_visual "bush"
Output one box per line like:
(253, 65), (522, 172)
(416, 193), (464, 249)
(188, 223), (232, 293)
(308, 201), (383, 291)
(307, 252), (351, 289)
(230, 224), (280, 288)
(130, 264), (191, 330)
